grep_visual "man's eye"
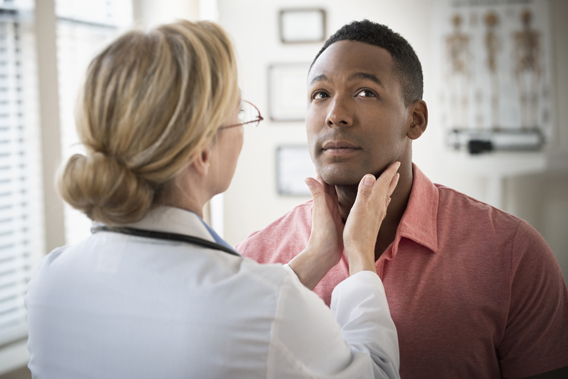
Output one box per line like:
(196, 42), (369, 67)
(357, 90), (376, 98)
(312, 91), (329, 100)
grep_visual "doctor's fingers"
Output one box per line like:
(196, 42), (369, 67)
(305, 177), (325, 202)
(368, 162), (401, 211)
(353, 162), (401, 211)
(314, 171), (338, 202)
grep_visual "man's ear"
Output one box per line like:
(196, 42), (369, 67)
(191, 145), (212, 177)
(407, 100), (428, 140)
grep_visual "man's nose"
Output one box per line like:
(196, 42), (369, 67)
(325, 98), (353, 127)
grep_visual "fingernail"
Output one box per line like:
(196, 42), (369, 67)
(363, 175), (375, 186)
(305, 178), (315, 188)
(396, 161), (401, 170)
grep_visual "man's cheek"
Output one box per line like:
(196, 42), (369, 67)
(307, 141), (319, 166)
(312, 156), (325, 174)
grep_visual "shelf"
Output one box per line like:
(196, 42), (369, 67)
(443, 150), (548, 177)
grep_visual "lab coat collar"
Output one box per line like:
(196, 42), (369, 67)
(123, 205), (217, 244)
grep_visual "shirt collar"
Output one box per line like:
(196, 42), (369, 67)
(390, 163), (439, 256)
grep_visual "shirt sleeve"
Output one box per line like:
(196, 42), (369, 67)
(266, 269), (400, 379)
(498, 220), (568, 378)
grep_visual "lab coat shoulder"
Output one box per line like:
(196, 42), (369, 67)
(237, 256), (289, 291)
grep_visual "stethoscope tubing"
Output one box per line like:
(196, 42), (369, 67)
(91, 225), (241, 257)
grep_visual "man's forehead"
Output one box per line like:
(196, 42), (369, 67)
(308, 40), (393, 82)
(309, 72), (385, 89)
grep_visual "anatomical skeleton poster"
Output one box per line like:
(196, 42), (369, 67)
(432, 0), (555, 148)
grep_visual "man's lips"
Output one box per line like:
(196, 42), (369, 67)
(322, 140), (360, 150)
(321, 140), (361, 156)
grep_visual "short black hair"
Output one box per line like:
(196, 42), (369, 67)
(310, 20), (423, 106)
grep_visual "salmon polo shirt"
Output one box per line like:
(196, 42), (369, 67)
(237, 164), (568, 379)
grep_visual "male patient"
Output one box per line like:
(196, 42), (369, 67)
(237, 20), (568, 379)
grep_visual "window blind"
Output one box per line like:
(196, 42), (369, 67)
(0, 0), (45, 347)
(55, 0), (132, 245)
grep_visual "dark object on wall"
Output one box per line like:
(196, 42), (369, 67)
(448, 128), (544, 155)
(468, 140), (493, 155)
(279, 9), (326, 44)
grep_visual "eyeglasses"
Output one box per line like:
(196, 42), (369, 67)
(219, 100), (264, 130)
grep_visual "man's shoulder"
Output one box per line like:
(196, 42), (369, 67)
(434, 183), (523, 233)
(411, 165), (523, 242)
(236, 200), (313, 264)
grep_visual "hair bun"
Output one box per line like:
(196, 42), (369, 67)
(58, 152), (154, 225)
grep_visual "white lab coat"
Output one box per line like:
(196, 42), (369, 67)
(25, 206), (399, 379)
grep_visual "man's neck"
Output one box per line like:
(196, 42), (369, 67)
(336, 163), (414, 261)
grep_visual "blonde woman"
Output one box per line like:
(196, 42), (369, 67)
(25, 20), (401, 379)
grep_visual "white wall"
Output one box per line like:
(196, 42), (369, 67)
(218, 0), (568, 281)
(132, 0), (199, 27)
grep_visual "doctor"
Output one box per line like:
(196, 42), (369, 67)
(25, 20), (401, 378)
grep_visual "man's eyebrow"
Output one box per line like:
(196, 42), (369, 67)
(309, 74), (329, 86)
(348, 72), (385, 88)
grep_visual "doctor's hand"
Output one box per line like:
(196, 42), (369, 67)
(343, 162), (400, 276)
(287, 172), (345, 290)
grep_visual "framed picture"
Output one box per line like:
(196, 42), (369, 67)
(276, 145), (315, 196)
(268, 63), (310, 122)
(279, 9), (326, 44)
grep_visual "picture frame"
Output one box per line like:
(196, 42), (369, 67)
(268, 63), (310, 122)
(276, 145), (314, 196)
(279, 8), (326, 44)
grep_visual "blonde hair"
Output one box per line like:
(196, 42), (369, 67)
(58, 20), (239, 225)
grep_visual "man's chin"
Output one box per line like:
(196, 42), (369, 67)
(319, 169), (362, 187)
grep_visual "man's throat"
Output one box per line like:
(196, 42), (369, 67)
(335, 184), (359, 221)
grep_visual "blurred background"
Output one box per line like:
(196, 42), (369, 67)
(0, 0), (566, 377)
